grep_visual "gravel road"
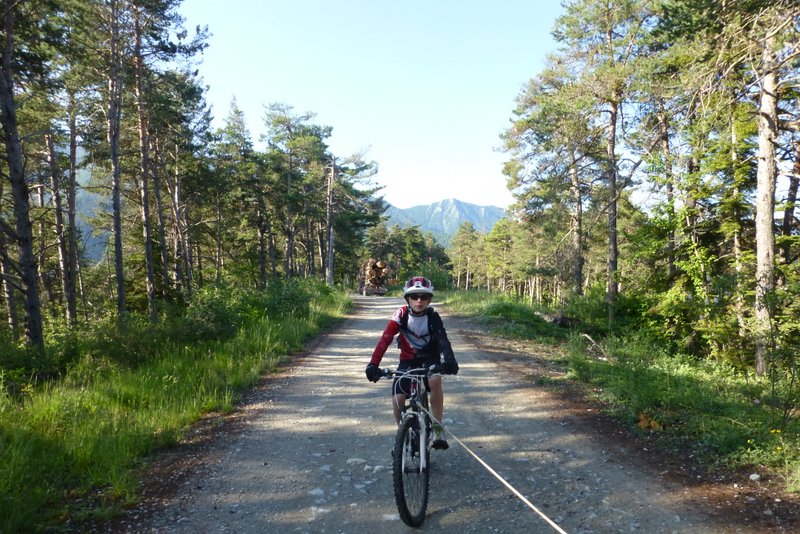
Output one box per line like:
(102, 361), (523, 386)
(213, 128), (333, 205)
(102, 296), (784, 533)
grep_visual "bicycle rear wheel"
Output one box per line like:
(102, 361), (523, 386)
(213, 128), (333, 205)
(393, 415), (430, 526)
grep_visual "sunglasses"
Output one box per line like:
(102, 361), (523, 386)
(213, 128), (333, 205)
(408, 294), (431, 301)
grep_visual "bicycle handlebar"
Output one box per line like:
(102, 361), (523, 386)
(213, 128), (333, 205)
(380, 364), (443, 379)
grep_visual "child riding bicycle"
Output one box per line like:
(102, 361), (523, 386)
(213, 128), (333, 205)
(365, 276), (459, 450)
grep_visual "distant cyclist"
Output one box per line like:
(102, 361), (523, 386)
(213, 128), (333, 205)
(365, 276), (459, 450)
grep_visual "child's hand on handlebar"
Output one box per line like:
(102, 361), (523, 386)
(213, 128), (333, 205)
(441, 359), (459, 375)
(365, 363), (382, 382)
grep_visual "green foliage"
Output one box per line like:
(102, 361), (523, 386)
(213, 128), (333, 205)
(418, 264), (451, 292)
(362, 221), (452, 287)
(561, 283), (653, 337)
(182, 280), (312, 340)
(0, 280), (322, 394)
(450, 286), (800, 489)
(0, 283), (351, 532)
(445, 290), (571, 342)
(263, 278), (313, 318)
(562, 284), (611, 334)
(182, 285), (245, 340)
(567, 329), (800, 472)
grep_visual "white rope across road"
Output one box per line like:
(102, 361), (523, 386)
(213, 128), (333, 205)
(415, 401), (568, 534)
(442, 426), (569, 534)
(389, 368), (567, 532)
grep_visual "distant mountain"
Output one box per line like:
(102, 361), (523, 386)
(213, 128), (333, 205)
(384, 198), (505, 246)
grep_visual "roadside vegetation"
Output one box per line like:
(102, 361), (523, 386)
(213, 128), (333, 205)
(445, 290), (800, 494)
(0, 280), (350, 532)
(1, 0), (799, 530)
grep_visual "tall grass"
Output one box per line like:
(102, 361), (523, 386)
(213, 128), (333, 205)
(444, 290), (571, 342)
(567, 332), (800, 475)
(0, 282), (350, 532)
(447, 289), (800, 490)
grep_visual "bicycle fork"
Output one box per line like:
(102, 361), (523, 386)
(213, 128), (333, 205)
(402, 412), (429, 473)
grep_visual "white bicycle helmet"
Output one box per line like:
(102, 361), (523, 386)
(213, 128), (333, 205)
(403, 276), (433, 297)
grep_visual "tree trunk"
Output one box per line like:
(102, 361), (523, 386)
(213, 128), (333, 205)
(284, 153), (294, 277)
(569, 161), (584, 296)
(195, 235), (203, 286)
(325, 162), (335, 286)
(657, 106), (676, 280)
(782, 142), (799, 265)
(107, 0), (126, 318)
(133, 6), (156, 322)
(215, 193), (222, 283)
(605, 99), (619, 325)
(0, 231), (19, 337)
(185, 204), (195, 288)
(304, 205), (314, 276)
(268, 216), (277, 279)
(754, 35), (778, 376)
(257, 194), (267, 289)
(150, 138), (170, 293)
(0, 2), (43, 346)
(45, 131), (69, 317)
(730, 112), (746, 336)
(316, 221), (324, 277)
(65, 93), (79, 324)
(35, 174), (54, 309)
(166, 142), (192, 292)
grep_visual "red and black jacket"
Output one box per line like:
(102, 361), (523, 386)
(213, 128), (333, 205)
(369, 305), (455, 366)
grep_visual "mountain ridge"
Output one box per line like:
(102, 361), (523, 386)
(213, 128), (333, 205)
(384, 198), (505, 245)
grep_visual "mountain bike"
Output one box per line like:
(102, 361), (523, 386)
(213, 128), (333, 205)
(380, 365), (440, 527)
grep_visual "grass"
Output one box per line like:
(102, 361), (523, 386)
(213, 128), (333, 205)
(443, 290), (571, 343)
(444, 289), (800, 491)
(0, 286), (351, 532)
(6, 283), (799, 532)
(567, 333), (800, 478)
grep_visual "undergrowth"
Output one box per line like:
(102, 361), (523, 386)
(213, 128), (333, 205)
(443, 290), (571, 343)
(0, 280), (351, 532)
(445, 289), (800, 493)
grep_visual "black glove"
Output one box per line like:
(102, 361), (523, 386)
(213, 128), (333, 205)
(365, 363), (382, 383)
(441, 359), (459, 375)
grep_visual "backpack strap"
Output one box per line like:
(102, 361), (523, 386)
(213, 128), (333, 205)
(399, 305), (409, 330)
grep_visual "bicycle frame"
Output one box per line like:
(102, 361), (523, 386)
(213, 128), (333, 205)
(381, 365), (441, 527)
(386, 366), (438, 471)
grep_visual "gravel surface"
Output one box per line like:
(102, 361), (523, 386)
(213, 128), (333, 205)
(93, 296), (799, 533)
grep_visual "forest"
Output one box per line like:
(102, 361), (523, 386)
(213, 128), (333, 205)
(0, 0), (390, 350)
(1, 0), (800, 528)
(457, 0), (800, 379)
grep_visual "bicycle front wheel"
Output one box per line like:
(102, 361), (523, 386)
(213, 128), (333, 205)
(393, 415), (430, 526)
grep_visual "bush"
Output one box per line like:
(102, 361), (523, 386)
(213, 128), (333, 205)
(180, 280), (313, 340)
(567, 329), (800, 472)
(445, 291), (570, 342)
(0, 281), (352, 532)
(562, 284), (609, 334)
(183, 285), (244, 340)
(263, 279), (312, 318)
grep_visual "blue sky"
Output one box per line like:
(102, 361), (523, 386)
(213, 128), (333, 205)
(178, 1), (564, 209)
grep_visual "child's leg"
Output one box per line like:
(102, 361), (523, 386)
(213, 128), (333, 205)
(392, 393), (406, 424)
(428, 374), (443, 424)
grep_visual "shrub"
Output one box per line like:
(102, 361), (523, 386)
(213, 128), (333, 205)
(263, 278), (312, 318)
(183, 285), (243, 340)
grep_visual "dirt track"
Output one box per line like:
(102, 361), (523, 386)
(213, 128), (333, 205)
(97, 295), (797, 533)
